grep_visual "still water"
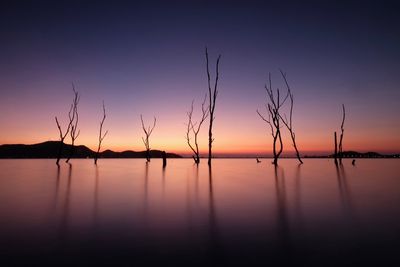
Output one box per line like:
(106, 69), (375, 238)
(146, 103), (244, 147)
(0, 159), (399, 266)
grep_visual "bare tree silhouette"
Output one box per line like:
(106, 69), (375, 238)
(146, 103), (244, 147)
(333, 104), (345, 165)
(257, 73), (289, 165)
(66, 85), (80, 163)
(279, 71), (303, 164)
(338, 104), (345, 164)
(140, 115), (156, 162)
(55, 85), (79, 166)
(186, 95), (209, 164)
(205, 47), (221, 166)
(94, 101), (108, 165)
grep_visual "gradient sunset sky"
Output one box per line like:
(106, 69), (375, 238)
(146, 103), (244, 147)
(1, 0), (399, 156)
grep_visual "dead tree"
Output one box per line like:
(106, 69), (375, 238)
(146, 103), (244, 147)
(205, 47), (221, 166)
(186, 95), (209, 164)
(141, 115), (156, 162)
(338, 104), (345, 164)
(66, 85), (80, 163)
(257, 73), (289, 165)
(334, 131), (338, 165)
(55, 86), (79, 166)
(279, 71), (303, 164)
(94, 101), (108, 165)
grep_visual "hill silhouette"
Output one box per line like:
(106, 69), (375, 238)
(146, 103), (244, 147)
(0, 141), (182, 159)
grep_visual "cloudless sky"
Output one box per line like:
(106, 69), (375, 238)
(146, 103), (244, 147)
(1, 0), (399, 156)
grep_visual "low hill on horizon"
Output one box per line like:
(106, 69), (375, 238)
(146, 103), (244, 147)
(0, 141), (182, 159)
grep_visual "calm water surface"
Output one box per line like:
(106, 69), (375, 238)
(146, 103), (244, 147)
(0, 159), (399, 266)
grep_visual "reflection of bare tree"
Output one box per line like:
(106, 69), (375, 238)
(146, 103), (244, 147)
(273, 166), (292, 263)
(207, 167), (222, 263)
(294, 164), (303, 230)
(334, 163), (353, 217)
(93, 165), (99, 225)
(59, 164), (72, 244)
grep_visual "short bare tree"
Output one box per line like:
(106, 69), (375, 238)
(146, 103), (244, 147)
(186, 95), (209, 164)
(279, 71), (303, 164)
(141, 115), (156, 162)
(257, 73), (289, 165)
(334, 104), (345, 165)
(55, 85), (79, 166)
(205, 47), (221, 166)
(66, 85), (80, 163)
(94, 101), (108, 165)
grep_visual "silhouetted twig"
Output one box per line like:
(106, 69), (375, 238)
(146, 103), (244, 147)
(141, 115), (156, 162)
(186, 94), (209, 164)
(66, 84), (80, 163)
(94, 101), (108, 165)
(257, 73), (289, 165)
(206, 47), (221, 166)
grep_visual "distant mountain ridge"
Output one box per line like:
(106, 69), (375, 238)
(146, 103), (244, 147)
(0, 141), (182, 159)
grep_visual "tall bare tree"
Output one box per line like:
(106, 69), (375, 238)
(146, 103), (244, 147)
(279, 71), (303, 164)
(205, 47), (221, 166)
(186, 95), (209, 164)
(257, 73), (289, 165)
(55, 86), (79, 166)
(141, 115), (156, 162)
(66, 85), (80, 163)
(94, 101), (108, 165)
(338, 104), (345, 164)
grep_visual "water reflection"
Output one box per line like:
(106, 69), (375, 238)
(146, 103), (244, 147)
(273, 166), (292, 263)
(1, 159), (399, 266)
(334, 162), (353, 218)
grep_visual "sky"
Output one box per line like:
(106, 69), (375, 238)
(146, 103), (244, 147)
(0, 0), (399, 156)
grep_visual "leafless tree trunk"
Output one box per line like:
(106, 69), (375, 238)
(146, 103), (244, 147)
(141, 115), (156, 162)
(55, 85), (79, 166)
(94, 101), (108, 165)
(334, 131), (338, 165)
(205, 47), (221, 166)
(338, 104), (345, 164)
(257, 73), (289, 165)
(279, 71), (303, 164)
(66, 85), (80, 163)
(186, 95), (209, 164)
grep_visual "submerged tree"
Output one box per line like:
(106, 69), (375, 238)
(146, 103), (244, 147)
(55, 86), (79, 166)
(338, 104), (346, 164)
(140, 115), (156, 162)
(333, 104), (345, 165)
(257, 73), (289, 165)
(279, 71), (303, 164)
(186, 95), (209, 164)
(94, 101), (108, 165)
(205, 47), (221, 166)
(66, 85), (80, 163)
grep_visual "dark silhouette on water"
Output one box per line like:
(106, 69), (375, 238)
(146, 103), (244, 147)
(334, 104), (346, 165)
(205, 47), (221, 166)
(257, 73), (289, 165)
(162, 151), (167, 168)
(352, 159), (356, 165)
(55, 85), (79, 165)
(278, 70), (303, 164)
(256, 157), (261, 163)
(140, 115), (156, 162)
(66, 84), (80, 163)
(94, 101), (108, 165)
(186, 95), (209, 164)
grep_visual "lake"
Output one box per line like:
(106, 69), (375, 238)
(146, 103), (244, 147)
(0, 159), (399, 266)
